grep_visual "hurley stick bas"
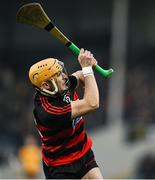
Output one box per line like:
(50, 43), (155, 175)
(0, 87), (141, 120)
(16, 3), (114, 78)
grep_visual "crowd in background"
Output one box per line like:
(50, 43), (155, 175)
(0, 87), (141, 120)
(0, 65), (37, 178)
(124, 65), (155, 142)
(0, 65), (34, 145)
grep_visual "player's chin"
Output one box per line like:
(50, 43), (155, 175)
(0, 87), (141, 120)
(64, 78), (70, 89)
(60, 85), (69, 95)
(60, 84), (68, 92)
(63, 84), (69, 91)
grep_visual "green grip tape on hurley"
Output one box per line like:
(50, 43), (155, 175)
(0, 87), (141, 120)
(68, 42), (114, 78)
(68, 42), (80, 56)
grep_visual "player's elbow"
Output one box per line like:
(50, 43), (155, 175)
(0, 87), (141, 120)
(88, 100), (99, 110)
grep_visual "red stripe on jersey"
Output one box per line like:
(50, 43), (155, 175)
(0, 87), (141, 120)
(42, 143), (61, 152)
(66, 130), (85, 148)
(44, 97), (71, 113)
(42, 130), (85, 153)
(41, 118), (84, 142)
(41, 96), (71, 112)
(42, 96), (71, 111)
(42, 136), (92, 166)
(73, 91), (79, 100)
(40, 97), (71, 115)
(37, 123), (50, 132)
(41, 128), (72, 142)
(41, 119), (84, 144)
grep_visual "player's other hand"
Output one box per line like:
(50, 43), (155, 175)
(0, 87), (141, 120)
(78, 48), (97, 68)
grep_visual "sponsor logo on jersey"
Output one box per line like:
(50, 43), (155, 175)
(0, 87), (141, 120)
(63, 94), (71, 103)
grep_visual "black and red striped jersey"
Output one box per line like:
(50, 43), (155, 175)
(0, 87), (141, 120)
(33, 75), (92, 166)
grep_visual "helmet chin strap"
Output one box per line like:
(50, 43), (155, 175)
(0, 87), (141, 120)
(41, 79), (58, 96)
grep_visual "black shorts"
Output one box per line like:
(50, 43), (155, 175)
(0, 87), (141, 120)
(43, 149), (98, 179)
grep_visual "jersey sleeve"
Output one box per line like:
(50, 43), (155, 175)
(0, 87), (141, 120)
(69, 75), (77, 91)
(34, 95), (72, 127)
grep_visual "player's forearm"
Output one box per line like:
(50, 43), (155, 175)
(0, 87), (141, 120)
(73, 70), (85, 87)
(83, 74), (99, 109)
(77, 70), (85, 83)
(77, 48), (99, 109)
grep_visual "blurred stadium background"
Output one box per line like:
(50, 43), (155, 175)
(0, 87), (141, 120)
(0, 0), (155, 178)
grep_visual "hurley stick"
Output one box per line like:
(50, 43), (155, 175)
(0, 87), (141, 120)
(16, 3), (114, 77)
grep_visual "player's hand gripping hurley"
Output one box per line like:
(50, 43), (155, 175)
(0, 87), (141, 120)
(16, 3), (114, 78)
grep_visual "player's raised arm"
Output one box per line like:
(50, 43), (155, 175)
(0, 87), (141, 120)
(71, 48), (99, 119)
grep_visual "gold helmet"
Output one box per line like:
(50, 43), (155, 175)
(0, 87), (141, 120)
(29, 58), (63, 95)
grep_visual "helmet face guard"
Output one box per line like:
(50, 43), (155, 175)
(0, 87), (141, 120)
(57, 61), (68, 78)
